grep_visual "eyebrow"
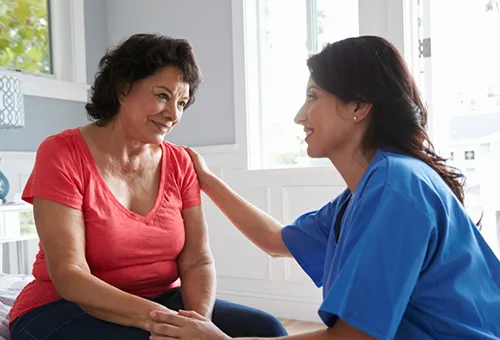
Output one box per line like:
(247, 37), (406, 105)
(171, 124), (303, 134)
(307, 85), (320, 92)
(155, 85), (189, 100)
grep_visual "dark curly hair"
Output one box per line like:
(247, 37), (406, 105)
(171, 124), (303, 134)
(85, 33), (202, 126)
(307, 36), (469, 210)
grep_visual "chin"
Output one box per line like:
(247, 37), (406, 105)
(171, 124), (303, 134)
(306, 146), (326, 159)
(148, 127), (171, 144)
(146, 133), (167, 145)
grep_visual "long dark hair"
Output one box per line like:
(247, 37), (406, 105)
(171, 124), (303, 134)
(307, 36), (468, 207)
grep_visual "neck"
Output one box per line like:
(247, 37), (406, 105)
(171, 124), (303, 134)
(89, 121), (154, 166)
(328, 146), (375, 193)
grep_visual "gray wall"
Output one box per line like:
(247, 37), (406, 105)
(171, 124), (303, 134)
(106, 0), (236, 147)
(0, 0), (108, 152)
(0, 99), (90, 152)
(0, 0), (236, 151)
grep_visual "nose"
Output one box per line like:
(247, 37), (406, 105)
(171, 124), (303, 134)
(163, 101), (181, 122)
(294, 104), (307, 125)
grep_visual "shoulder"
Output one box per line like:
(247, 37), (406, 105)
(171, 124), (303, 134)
(162, 141), (191, 163)
(362, 150), (438, 184)
(356, 149), (456, 220)
(36, 128), (82, 162)
(161, 141), (197, 182)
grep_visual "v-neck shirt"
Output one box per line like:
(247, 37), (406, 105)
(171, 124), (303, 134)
(10, 128), (201, 323)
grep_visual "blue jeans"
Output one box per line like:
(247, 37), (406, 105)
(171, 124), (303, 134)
(10, 288), (288, 339)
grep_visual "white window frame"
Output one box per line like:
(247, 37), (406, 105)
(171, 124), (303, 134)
(231, 0), (413, 171)
(0, 0), (89, 103)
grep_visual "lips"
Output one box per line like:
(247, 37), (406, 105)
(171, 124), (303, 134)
(152, 121), (172, 132)
(304, 127), (314, 140)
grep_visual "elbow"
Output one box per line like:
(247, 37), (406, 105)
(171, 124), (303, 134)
(50, 266), (89, 303)
(267, 247), (287, 258)
(179, 252), (216, 277)
(55, 283), (77, 303)
(263, 231), (288, 258)
(268, 251), (283, 259)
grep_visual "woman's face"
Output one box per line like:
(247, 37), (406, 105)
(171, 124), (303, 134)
(294, 77), (372, 160)
(117, 65), (190, 145)
(293, 77), (358, 159)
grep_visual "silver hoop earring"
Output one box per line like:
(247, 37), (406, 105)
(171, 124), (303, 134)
(353, 116), (358, 121)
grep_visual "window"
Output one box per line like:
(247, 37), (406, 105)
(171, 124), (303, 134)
(247, 0), (359, 169)
(0, 0), (88, 102)
(464, 150), (475, 161)
(0, 0), (51, 75)
(417, 0), (500, 257)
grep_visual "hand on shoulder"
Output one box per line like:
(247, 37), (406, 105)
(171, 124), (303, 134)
(184, 147), (216, 191)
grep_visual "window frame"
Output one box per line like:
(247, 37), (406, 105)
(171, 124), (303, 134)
(232, 0), (412, 171)
(0, 0), (88, 103)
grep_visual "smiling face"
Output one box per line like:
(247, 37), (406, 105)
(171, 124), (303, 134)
(116, 65), (190, 145)
(294, 77), (367, 159)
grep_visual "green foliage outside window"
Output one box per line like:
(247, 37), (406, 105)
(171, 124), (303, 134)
(0, 0), (51, 74)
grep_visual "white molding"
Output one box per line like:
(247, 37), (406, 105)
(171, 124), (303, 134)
(385, 0), (406, 54)
(0, 151), (36, 158)
(217, 289), (322, 322)
(70, 0), (88, 85)
(0, 69), (89, 103)
(231, 0), (250, 170)
(402, 0), (419, 77)
(192, 144), (238, 155)
(50, 0), (88, 85)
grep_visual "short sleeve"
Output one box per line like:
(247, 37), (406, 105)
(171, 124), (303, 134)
(179, 149), (201, 210)
(281, 197), (342, 287)
(319, 185), (436, 339)
(22, 136), (84, 210)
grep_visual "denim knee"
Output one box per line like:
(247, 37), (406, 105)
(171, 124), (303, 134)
(250, 311), (288, 337)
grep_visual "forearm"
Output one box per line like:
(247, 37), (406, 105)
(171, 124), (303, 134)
(243, 329), (329, 340)
(243, 320), (372, 340)
(203, 175), (290, 257)
(245, 329), (327, 340)
(180, 261), (216, 318)
(55, 268), (170, 329)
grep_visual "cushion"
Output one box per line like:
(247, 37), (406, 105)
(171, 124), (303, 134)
(0, 273), (34, 340)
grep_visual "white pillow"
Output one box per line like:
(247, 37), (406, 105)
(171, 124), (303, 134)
(0, 274), (34, 340)
(0, 301), (10, 340)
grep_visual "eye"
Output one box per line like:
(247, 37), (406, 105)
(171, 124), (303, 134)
(157, 93), (169, 100)
(178, 100), (187, 108)
(306, 93), (317, 102)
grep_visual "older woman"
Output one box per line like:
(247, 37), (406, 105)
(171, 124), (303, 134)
(9, 33), (287, 339)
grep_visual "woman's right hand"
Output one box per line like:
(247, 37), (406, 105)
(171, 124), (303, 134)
(185, 147), (215, 191)
(184, 147), (290, 258)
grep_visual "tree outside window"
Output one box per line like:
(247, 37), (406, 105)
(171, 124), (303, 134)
(0, 0), (51, 74)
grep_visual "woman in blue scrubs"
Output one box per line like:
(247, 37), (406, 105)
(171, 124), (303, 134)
(147, 36), (500, 339)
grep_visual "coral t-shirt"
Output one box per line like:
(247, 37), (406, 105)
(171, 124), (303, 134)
(9, 128), (201, 323)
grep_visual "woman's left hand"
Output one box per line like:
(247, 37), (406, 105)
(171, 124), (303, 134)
(146, 309), (231, 340)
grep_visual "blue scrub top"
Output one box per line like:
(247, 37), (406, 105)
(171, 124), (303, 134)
(282, 149), (500, 340)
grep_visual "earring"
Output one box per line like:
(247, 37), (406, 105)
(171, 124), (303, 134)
(353, 116), (358, 121)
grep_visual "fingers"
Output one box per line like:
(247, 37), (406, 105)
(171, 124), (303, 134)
(150, 336), (178, 340)
(184, 146), (198, 158)
(145, 322), (180, 338)
(178, 309), (205, 321)
(149, 311), (186, 327)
